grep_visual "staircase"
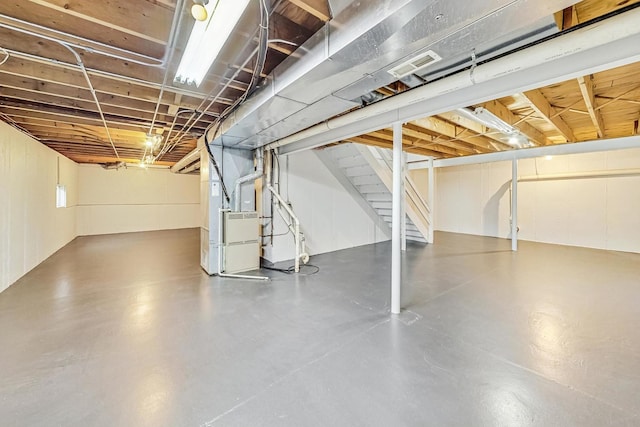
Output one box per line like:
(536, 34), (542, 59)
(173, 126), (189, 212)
(316, 143), (432, 244)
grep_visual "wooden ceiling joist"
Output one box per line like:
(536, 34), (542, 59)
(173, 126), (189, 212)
(346, 135), (450, 159)
(410, 116), (505, 152)
(577, 75), (606, 138)
(521, 89), (576, 142)
(481, 99), (552, 146)
(287, 0), (331, 22)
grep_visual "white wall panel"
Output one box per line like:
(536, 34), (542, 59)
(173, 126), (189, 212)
(77, 165), (200, 236)
(0, 122), (78, 293)
(434, 148), (640, 253)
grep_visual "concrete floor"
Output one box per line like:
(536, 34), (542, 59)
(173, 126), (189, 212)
(1, 229), (639, 426)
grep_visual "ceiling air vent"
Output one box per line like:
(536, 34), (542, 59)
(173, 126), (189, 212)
(387, 50), (442, 79)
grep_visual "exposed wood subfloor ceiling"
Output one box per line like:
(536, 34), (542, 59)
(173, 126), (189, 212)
(0, 0), (328, 165)
(0, 0), (639, 165)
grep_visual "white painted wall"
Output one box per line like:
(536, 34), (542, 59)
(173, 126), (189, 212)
(0, 122), (78, 292)
(434, 148), (640, 253)
(77, 165), (200, 236)
(264, 150), (390, 264)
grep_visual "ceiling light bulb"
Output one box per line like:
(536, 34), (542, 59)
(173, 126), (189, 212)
(508, 136), (520, 145)
(191, 4), (208, 21)
(145, 139), (153, 147)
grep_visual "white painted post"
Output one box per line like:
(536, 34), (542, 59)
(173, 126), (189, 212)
(391, 122), (403, 314)
(401, 151), (407, 252)
(511, 159), (518, 251)
(428, 157), (434, 244)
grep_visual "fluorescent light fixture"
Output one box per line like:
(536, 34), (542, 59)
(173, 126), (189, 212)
(174, 0), (251, 86)
(471, 107), (518, 135)
(456, 107), (533, 149)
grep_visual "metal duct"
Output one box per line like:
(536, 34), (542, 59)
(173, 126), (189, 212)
(206, 0), (579, 150)
(170, 146), (201, 173)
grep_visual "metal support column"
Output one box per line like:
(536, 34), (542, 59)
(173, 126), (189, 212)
(391, 122), (403, 314)
(427, 157), (435, 244)
(401, 151), (407, 252)
(511, 158), (518, 251)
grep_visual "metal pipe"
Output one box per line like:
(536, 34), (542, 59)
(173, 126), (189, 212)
(158, 110), (199, 160)
(431, 136), (640, 168)
(427, 157), (435, 244)
(170, 146), (201, 173)
(265, 182), (305, 273)
(518, 168), (640, 181)
(180, 162), (200, 174)
(62, 44), (119, 159)
(169, 45), (260, 149)
(391, 122), (402, 314)
(511, 159), (518, 251)
(2, 47), (210, 100)
(234, 149), (264, 212)
(401, 150), (407, 251)
(217, 208), (268, 280)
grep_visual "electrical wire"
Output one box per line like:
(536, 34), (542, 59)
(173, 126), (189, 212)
(61, 44), (120, 159)
(0, 46), (9, 66)
(197, 0), (271, 201)
(262, 264), (320, 276)
(168, 0), (270, 150)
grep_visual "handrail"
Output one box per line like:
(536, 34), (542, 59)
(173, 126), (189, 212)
(374, 147), (432, 230)
(377, 148), (431, 216)
(267, 184), (310, 272)
(265, 150), (308, 272)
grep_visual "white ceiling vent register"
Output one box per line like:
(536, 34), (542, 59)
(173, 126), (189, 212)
(387, 50), (443, 79)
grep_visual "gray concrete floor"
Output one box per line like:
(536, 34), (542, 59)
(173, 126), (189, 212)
(1, 229), (639, 426)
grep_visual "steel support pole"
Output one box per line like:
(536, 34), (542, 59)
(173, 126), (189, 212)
(401, 151), (407, 252)
(428, 157), (435, 244)
(511, 159), (518, 251)
(391, 122), (403, 314)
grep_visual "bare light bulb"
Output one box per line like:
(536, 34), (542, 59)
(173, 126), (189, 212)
(191, 4), (208, 21)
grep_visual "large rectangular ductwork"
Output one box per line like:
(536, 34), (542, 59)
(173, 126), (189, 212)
(207, 0), (580, 150)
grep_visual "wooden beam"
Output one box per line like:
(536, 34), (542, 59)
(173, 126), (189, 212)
(437, 111), (511, 150)
(0, 59), (212, 109)
(368, 129), (469, 156)
(56, 153), (175, 166)
(28, 0), (172, 45)
(396, 127), (484, 154)
(577, 75), (606, 138)
(0, 3), (167, 58)
(347, 135), (449, 158)
(410, 116), (504, 151)
(521, 89), (576, 142)
(287, 0), (331, 21)
(481, 99), (552, 146)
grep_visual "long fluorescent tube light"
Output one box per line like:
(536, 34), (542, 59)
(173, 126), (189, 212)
(174, 0), (251, 86)
(471, 107), (518, 135)
(456, 107), (533, 148)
